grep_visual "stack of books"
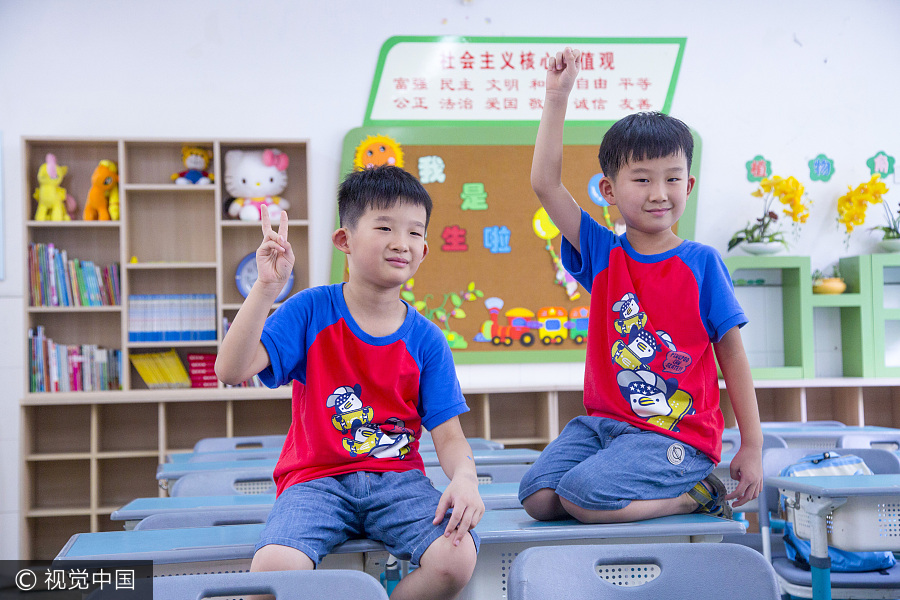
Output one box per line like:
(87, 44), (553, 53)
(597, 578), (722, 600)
(186, 353), (218, 388)
(29, 243), (120, 307)
(28, 326), (122, 393)
(129, 349), (191, 389)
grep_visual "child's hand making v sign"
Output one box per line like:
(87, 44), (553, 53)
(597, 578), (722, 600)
(256, 210), (295, 296)
(215, 209), (295, 384)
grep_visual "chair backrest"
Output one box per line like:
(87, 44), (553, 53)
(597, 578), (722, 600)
(133, 508), (271, 530)
(193, 434), (286, 452)
(838, 431), (900, 451)
(759, 447), (900, 529)
(144, 570), (387, 600)
(187, 448), (282, 462)
(508, 543), (780, 599)
(425, 463), (530, 486)
(761, 421), (847, 428)
(169, 468), (276, 497)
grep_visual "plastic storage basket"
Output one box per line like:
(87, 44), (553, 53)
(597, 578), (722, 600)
(781, 490), (900, 552)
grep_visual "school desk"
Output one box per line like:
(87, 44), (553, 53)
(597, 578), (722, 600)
(169, 437), (504, 463)
(58, 510), (742, 600)
(156, 448), (540, 488)
(728, 425), (900, 450)
(112, 482), (523, 530)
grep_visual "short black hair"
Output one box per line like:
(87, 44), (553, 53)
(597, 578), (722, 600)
(598, 111), (694, 180)
(338, 165), (433, 230)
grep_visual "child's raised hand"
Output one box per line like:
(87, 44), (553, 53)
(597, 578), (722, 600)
(256, 209), (295, 290)
(546, 47), (581, 96)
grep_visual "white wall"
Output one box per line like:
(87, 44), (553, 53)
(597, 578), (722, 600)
(1, 0), (898, 558)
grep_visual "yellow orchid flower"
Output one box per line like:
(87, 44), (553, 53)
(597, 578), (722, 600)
(836, 174), (891, 239)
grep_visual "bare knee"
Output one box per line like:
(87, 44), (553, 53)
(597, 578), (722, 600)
(419, 533), (477, 590)
(522, 488), (568, 521)
(251, 544), (314, 572)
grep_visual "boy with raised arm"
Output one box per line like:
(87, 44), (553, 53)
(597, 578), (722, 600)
(519, 47), (763, 523)
(216, 166), (482, 600)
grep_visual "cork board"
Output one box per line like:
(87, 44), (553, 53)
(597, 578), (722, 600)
(333, 126), (701, 364)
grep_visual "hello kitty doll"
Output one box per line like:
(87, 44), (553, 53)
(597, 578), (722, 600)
(224, 148), (290, 221)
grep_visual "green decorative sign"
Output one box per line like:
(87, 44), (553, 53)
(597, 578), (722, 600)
(364, 36), (686, 126)
(867, 151), (895, 179)
(746, 155), (771, 182)
(808, 153), (835, 182)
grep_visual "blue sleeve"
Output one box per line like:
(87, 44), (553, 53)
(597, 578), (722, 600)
(257, 288), (316, 387)
(561, 208), (617, 294)
(699, 247), (748, 342)
(414, 320), (469, 431)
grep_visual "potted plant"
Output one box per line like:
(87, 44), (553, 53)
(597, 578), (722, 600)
(870, 176), (899, 252)
(728, 175), (811, 254)
(812, 265), (846, 295)
(837, 173), (898, 251)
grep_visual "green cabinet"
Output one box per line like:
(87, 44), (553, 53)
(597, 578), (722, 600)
(725, 254), (896, 380)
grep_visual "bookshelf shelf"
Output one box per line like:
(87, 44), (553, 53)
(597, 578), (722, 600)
(127, 341), (219, 349)
(122, 184), (216, 192)
(125, 262), (218, 270)
(27, 306), (121, 313)
(20, 136), (310, 558)
(27, 221), (121, 228)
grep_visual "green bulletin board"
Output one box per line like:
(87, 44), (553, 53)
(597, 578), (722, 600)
(332, 125), (702, 364)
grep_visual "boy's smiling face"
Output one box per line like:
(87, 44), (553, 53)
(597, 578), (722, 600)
(600, 152), (695, 248)
(337, 199), (429, 290)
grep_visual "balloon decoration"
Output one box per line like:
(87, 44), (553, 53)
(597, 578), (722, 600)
(532, 207), (580, 301)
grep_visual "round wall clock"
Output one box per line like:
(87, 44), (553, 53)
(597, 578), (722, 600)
(235, 252), (294, 302)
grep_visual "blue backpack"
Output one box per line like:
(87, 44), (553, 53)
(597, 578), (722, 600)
(780, 451), (896, 572)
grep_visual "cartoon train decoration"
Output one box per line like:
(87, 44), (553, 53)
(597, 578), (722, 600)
(478, 297), (590, 347)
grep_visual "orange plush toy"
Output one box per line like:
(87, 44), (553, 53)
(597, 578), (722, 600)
(83, 160), (119, 220)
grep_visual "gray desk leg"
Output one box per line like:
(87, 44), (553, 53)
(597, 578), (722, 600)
(792, 493), (847, 600)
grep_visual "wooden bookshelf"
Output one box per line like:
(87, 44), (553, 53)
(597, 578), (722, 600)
(20, 137), (309, 558)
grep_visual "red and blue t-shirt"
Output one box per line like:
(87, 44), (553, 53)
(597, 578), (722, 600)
(562, 209), (747, 463)
(257, 283), (468, 495)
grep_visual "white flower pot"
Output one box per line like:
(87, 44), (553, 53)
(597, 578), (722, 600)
(878, 238), (900, 253)
(742, 241), (784, 256)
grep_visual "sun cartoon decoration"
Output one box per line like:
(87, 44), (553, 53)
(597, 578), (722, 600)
(353, 135), (404, 170)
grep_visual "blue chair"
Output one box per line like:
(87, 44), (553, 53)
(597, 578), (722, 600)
(158, 570), (387, 600)
(837, 431), (900, 451)
(194, 434), (286, 452)
(169, 468), (276, 496)
(508, 543), (780, 599)
(90, 570), (388, 600)
(760, 447), (900, 599)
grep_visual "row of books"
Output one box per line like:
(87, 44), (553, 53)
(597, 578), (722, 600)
(28, 326), (122, 393)
(130, 349), (191, 389)
(185, 353), (218, 388)
(221, 318), (264, 388)
(128, 294), (217, 342)
(28, 243), (121, 307)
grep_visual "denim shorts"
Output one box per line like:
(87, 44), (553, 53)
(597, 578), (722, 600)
(256, 469), (480, 566)
(518, 416), (715, 511)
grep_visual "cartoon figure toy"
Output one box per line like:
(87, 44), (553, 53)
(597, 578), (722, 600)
(171, 146), (214, 184)
(33, 153), (76, 221)
(83, 160), (119, 221)
(224, 148), (290, 220)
